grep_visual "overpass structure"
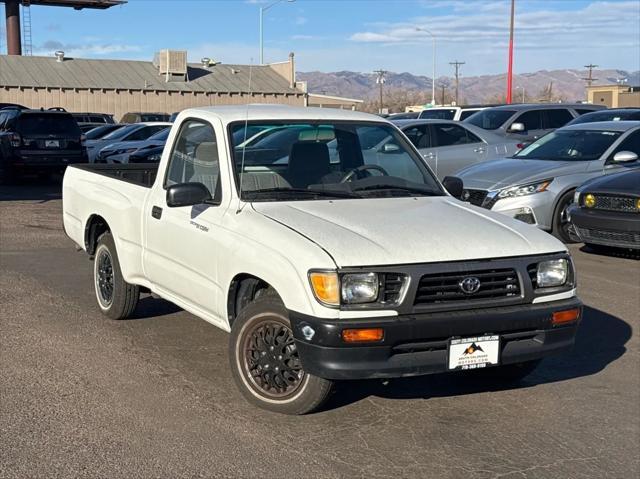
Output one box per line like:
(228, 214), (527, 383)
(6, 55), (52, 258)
(2, 0), (125, 55)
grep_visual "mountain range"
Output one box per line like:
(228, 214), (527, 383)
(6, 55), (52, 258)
(297, 69), (639, 107)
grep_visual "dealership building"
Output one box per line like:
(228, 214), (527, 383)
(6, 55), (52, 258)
(0, 51), (312, 121)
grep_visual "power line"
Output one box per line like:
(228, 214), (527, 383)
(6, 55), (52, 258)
(373, 69), (387, 114)
(449, 60), (465, 105)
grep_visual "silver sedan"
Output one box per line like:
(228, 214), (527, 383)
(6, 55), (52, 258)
(392, 119), (522, 180)
(455, 121), (640, 242)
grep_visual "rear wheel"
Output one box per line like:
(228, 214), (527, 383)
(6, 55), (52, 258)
(229, 295), (333, 415)
(93, 232), (140, 319)
(552, 191), (578, 244)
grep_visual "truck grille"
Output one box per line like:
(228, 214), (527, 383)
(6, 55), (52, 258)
(576, 227), (640, 249)
(462, 189), (488, 206)
(380, 273), (406, 304)
(591, 195), (638, 213)
(414, 268), (521, 305)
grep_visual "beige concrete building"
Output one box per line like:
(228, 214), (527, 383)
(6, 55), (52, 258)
(587, 84), (640, 108)
(306, 93), (363, 110)
(0, 51), (306, 121)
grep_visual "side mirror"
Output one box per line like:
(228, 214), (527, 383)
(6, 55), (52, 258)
(442, 176), (463, 199)
(613, 151), (638, 163)
(166, 182), (211, 208)
(509, 122), (525, 132)
(381, 143), (401, 153)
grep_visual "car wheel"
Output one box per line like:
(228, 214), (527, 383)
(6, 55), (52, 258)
(229, 294), (333, 415)
(93, 232), (140, 320)
(553, 191), (578, 244)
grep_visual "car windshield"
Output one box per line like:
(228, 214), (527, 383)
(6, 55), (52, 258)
(465, 109), (516, 130)
(101, 124), (139, 140)
(514, 129), (622, 161)
(17, 113), (80, 136)
(569, 110), (640, 125)
(86, 125), (124, 140)
(148, 128), (170, 141)
(230, 121), (443, 201)
(420, 109), (456, 120)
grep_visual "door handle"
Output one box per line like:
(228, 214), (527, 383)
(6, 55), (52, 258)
(151, 206), (163, 219)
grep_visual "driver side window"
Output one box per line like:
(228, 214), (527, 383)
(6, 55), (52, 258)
(165, 119), (221, 200)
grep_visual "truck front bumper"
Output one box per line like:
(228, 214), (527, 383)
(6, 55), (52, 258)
(290, 298), (581, 380)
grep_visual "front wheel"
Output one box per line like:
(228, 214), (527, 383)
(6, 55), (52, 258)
(229, 295), (333, 415)
(552, 191), (578, 244)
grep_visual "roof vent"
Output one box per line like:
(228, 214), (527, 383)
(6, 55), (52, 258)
(55, 51), (65, 62)
(153, 49), (187, 82)
(200, 58), (221, 69)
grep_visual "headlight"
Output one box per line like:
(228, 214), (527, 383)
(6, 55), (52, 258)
(341, 273), (379, 304)
(498, 179), (552, 199)
(573, 191), (581, 204)
(537, 259), (568, 288)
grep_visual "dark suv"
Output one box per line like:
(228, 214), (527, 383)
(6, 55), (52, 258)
(0, 109), (86, 181)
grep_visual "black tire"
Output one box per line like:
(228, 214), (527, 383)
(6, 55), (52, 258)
(552, 191), (578, 244)
(93, 232), (140, 320)
(471, 359), (541, 384)
(229, 295), (333, 415)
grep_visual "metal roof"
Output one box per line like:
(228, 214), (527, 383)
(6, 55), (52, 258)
(0, 55), (301, 94)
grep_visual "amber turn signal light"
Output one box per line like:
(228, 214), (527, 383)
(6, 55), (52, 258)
(552, 308), (580, 325)
(341, 328), (384, 343)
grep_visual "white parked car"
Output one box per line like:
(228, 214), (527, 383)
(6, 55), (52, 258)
(419, 105), (493, 121)
(63, 105), (582, 415)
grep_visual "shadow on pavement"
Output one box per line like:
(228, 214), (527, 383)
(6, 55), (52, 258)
(0, 177), (62, 202)
(322, 305), (630, 412)
(579, 244), (639, 261)
(128, 295), (183, 320)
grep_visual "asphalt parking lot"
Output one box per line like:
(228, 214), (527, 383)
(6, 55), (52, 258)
(1, 182), (638, 479)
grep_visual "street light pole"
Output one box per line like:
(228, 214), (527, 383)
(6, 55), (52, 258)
(516, 85), (525, 103)
(259, 0), (295, 65)
(416, 27), (436, 106)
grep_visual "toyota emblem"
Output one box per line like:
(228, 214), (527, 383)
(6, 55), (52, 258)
(459, 276), (481, 294)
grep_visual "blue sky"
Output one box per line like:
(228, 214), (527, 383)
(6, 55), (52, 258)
(1, 0), (638, 76)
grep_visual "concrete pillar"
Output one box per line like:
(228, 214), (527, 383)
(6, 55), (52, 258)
(5, 0), (22, 55)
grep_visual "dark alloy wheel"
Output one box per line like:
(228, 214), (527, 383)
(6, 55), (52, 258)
(240, 317), (306, 400)
(229, 294), (333, 414)
(95, 248), (114, 308)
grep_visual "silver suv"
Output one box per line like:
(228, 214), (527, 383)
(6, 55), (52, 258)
(464, 104), (605, 142)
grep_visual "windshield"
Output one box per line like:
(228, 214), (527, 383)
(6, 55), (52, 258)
(465, 109), (516, 130)
(568, 110), (640, 125)
(149, 128), (170, 141)
(86, 125), (124, 140)
(230, 121), (443, 201)
(514, 129), (622, 161)
(101, 124), (139, 140)
(419, 109), (456, 120)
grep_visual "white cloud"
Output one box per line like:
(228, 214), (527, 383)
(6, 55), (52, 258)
(347, 0), (640, 74)
(33, 40), (143, 58)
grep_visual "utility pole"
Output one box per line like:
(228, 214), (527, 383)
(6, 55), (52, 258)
(506, 0), (515, 104)
(582, 64), (598, 87)
(449, 60), (465, 105)
(374, 69), (387, 114)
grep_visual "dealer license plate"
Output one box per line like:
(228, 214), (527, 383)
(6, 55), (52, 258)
(448, 335), (500, 370)
(45, 140), (60, 148)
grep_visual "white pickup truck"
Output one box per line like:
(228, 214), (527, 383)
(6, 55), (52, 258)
(63, 105), (582, 414)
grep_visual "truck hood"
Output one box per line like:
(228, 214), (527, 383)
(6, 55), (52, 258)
(457, 158), (591, 191)
(252, 197), (564, 267)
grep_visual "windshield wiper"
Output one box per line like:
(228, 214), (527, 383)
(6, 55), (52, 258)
(243, 187), (360, 199)
(351, 184), (440, 196)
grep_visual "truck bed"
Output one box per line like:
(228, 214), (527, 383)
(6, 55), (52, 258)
(70, 164), (158, 188)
